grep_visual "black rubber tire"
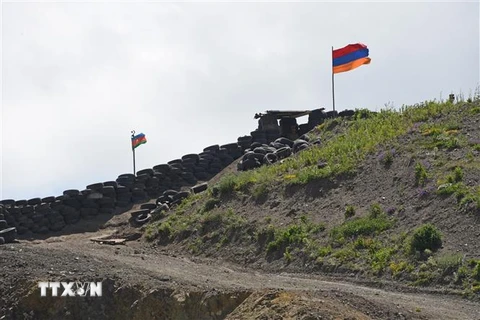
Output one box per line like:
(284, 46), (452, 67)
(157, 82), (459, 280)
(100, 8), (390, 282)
(250, 142), (263, 149)
(274, 147), (292, 159)
(135, 213), (151, 226)
(41, 196), (56, 203)
(156, 195), (171, 205)
(253, 147), (267, 155)
(0, 220), (8, 230)
(0, 237), (4, 245)
(293, 139), (308, 148)
(155, 203), (169, 213)
(153, 164), (170, 173)
(195, 172), (209, 180)
(130, 209), (150, 219)
(0, 199), (15, 206)
(101, 186), (116, 194)
(172, 191), (190, 201)
(163, 190), (178, 197)
(264, 153), (278, 165)
(252, 152), (266, 162)
(140, 203), (157, 210)
(296, 143), (310, 153)
(182, 154), (200, 162)
(117, 173), (135, 180)
(169, 198), (183, 207)
(242, 158), (257, 170)
(116, 177), (133, 186)
(192, 183), (208, 194)
(86, 183), (104, 191)
(136, 174), (150, 182)
(27, 198), (42, 206)
(203, 145), (220, 153)
(167, 159), (183, 165)
(137, 168), (154, 176)
(270, 142), (285, 149)
(63, 189), (80, 197)
(15, 200), (28, 207)
(274, 137), (294, 147)
(0, 227), (16, 243)
(103, 181), (118, 188)
(220, 143), (239, 150)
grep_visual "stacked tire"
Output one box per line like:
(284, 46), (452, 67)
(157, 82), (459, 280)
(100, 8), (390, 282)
(237, 137), (314, 171)
(0, 203), (18, 244)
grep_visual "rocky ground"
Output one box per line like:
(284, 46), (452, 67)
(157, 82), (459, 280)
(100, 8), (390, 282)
(1, 209), (479, 320)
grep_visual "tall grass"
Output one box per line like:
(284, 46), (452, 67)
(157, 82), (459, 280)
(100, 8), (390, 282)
(214, 99), (465, 190)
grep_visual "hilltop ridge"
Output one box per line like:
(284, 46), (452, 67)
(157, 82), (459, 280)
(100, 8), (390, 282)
(2, 95), (480, 319)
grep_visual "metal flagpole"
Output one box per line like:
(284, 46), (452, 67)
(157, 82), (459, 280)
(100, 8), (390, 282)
(131, 130), (136, 175)
(332, 46), (336, 112)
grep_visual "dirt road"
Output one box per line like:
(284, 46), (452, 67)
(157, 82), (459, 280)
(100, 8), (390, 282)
(0, 221), (478, 320)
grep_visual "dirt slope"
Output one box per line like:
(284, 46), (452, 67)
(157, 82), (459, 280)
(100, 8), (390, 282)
(1, 218), (480, 319)
(2, 100), (480, 319)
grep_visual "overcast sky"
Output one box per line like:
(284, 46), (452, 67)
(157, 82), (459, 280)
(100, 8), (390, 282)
(1, 1), (479, 201)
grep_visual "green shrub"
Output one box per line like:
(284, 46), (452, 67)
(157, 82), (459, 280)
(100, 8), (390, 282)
(435, 253), (463, 271)
(283, 248), (293, 262)
(266, 224), (308, 253)
(371, 247), (395, 273)
(330, 214), (393, 240)
(344, 205), (356, 219)
(415, 162), (428, 186)
(266, 219), (325, 254)
(409, 224), (442, 254)
(252, 184), (268, 200)
(216, 175), (237, 196)
(446, 167), (464, 183)
(203, 198), (220, 212)
(315, 245), (333, 257)
(470, 107), (480, 115)
(368, 203), (384, 218)
(473, 262), (480, 281)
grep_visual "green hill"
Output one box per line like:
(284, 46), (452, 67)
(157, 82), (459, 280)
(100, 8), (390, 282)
(145, 96), (480, 296)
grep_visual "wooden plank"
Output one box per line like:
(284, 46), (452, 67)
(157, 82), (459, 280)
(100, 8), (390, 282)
(90, 238), (126, 245)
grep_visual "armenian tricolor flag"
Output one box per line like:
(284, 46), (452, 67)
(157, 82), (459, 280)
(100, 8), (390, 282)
(131, 133), (147, 150)
(332, 43), (371, 74)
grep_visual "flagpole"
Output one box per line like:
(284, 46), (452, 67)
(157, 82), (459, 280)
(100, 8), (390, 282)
(332, 46), (336, 112)
(131, 130), (136, 175)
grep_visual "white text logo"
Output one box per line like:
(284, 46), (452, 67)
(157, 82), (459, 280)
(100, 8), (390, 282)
(38, 282), (102, 297)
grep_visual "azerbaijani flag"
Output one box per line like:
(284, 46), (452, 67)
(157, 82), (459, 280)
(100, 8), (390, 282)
(333, 43), (371, 74)
(131, 133), (147, 150)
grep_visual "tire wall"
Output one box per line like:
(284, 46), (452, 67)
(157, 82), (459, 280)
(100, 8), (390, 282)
(0, 110), (354, 241)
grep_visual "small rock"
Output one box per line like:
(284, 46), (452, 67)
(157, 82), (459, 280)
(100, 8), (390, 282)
(317, 161), (328, 169)
(131, 300), (139, 309)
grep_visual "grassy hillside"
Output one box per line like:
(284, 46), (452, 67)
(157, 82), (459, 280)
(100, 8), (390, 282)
(145, 94), (480, 297)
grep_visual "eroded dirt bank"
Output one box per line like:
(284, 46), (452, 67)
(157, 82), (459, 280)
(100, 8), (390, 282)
(1, 231), (480, 320)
